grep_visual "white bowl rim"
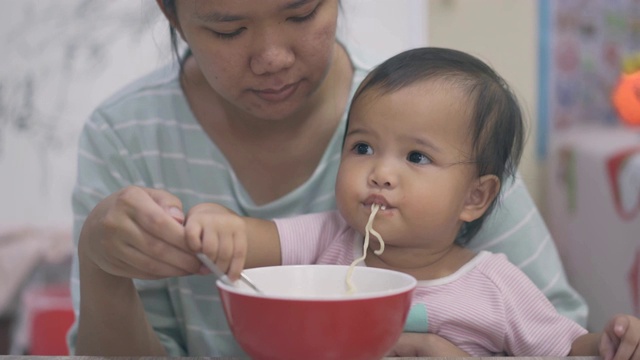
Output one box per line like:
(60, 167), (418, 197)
(216, 264), (417, 301)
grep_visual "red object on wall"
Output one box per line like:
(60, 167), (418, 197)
(612, 72), (640, 127)
(629, 249), (640, 316)
(606, 146), (640, 221)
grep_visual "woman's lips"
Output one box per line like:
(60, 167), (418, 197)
(253, 82), (299, 102)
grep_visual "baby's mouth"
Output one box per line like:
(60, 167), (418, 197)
(363, 194), (390, 210)
(365, 202), (389, 211)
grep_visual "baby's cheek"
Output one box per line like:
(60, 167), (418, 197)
(334, 176), (352, 213)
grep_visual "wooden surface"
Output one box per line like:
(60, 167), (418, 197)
(0, 356), (603, 360)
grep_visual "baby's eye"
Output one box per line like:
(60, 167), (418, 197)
(352, 143), (373, 155)
(407, 151), (431, 165)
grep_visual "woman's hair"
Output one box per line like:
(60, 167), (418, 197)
(160, 0), (188, 69)
(347, 47), (525, 245)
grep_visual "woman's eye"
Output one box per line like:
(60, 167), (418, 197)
(211, 28), (245, 40)
(289, 7), (319, 23)
(407, 151), (431, 165)
(353, 143), (373, 155)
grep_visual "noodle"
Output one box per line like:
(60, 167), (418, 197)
(346, 203), (385, 293)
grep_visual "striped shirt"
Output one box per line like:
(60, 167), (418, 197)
(68, 46), (587, 356)
(276, 211), (588, 356)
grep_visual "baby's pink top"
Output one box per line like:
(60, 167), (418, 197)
(274, 210), (587, 356)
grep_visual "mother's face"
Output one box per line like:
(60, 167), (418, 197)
(169, 0), (340, 120)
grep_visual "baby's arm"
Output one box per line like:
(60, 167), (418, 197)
(387, 333), (470, 357)
(184, 203), (282, 280)
(570, 314), (640, 360)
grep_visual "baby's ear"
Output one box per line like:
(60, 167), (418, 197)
(459, 174), (501, 223)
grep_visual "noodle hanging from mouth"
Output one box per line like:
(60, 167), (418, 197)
(346, 203), (385, 294)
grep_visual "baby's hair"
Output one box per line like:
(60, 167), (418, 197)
(346, 47), (525, 244)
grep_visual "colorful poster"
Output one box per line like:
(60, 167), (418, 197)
(538, 0), (640, 157)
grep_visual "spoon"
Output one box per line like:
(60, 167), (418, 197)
(196, 253), (263, 294)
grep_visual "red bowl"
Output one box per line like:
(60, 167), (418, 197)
(217, 265), (416, 360)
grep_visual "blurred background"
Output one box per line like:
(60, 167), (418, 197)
(1, 0), (639, 355)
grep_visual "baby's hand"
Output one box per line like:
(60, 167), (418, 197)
(184, 203), (248, 281)
(600, 314), (640, 360)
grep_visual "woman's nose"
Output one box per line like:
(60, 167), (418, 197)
(250, 29), (295, 75)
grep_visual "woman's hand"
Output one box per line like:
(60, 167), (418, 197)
(387, 332), (470, 357)
(184, 203), (248, 281)
(79, 186), (201, 280)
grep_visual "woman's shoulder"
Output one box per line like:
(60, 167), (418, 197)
(92, 63), (184, 119)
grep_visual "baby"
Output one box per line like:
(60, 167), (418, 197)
(185, 47), (640, 358)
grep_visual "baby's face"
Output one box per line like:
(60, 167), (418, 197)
(335, 80), (479, 250)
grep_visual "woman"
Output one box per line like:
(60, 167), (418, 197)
(69, 0), (587, 356)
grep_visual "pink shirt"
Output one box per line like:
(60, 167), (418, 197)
(274, 210), (587, 356)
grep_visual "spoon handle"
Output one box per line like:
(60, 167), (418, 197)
(239, 272), (263, 294)
(196, 253), (233, 286)
(196, 253), (262, 293)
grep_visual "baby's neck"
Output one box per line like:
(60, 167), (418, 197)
(364, 245), (475, 281)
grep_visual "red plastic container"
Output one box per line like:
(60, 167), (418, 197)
(23, 283), (75, 355)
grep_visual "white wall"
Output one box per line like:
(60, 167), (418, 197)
(0, 1), (169, 228)
(427, 0), (544, 210)
(0, 1), (428, 229)
(339, 0), (428, 66)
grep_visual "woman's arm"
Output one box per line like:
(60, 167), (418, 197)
(74, 186), (197, 355)
(76, 254), (166, 356)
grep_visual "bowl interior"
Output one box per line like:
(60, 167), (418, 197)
(217, 264), (416, 300)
